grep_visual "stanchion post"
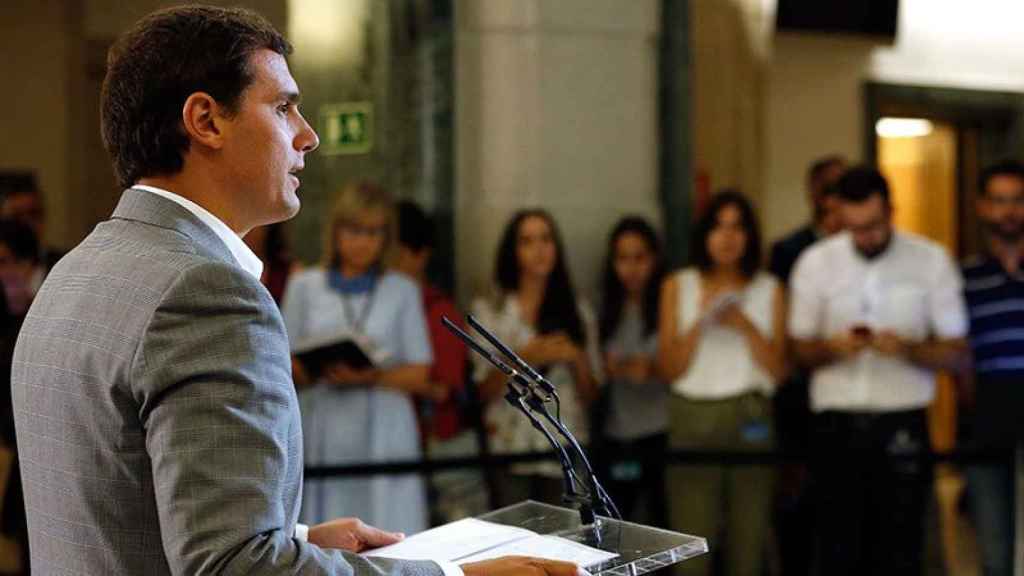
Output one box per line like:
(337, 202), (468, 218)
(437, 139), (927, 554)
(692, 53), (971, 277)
(1015, 442), (1024, 576)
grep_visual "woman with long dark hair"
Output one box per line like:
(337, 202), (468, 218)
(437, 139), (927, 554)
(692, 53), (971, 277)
(657, 190), (787, 576)
(471, 209), (600, 506)
(595, 216), (668, 526)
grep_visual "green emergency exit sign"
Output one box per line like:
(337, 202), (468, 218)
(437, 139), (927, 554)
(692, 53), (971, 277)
(320, 102), (373, 155)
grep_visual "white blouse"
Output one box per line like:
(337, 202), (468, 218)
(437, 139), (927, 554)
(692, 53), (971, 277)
(670, 268), (779, 399)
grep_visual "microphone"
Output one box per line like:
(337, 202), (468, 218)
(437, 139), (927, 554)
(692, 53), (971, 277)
(466, 314), (559, 400)
(441, 316), (584, 498)
(444, 316), (553, 402)
(443, 315), (622, 523)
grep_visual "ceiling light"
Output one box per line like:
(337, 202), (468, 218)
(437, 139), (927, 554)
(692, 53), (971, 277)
(875, 117), (934, 139)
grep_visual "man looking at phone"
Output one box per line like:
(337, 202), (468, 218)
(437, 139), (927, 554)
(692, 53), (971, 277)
(788, 166), (968, 575)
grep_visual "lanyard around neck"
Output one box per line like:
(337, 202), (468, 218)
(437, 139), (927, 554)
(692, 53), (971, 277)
(338, 278), (379, 334)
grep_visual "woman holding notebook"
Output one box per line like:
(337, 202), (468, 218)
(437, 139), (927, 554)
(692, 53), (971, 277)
(282, 181), (436, 535)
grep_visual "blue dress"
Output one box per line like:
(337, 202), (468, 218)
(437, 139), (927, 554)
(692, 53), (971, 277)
(281, 269), (432, 534)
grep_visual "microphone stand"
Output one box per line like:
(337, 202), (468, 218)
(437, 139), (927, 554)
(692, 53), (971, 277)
(445, 315), (621, 527)
(440, 318), (586, 505)
(465, 314), (622, 524)
(504, 383), (585, 506)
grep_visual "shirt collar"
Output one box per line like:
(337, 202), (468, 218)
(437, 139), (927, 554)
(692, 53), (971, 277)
(843, 230), (900, 264)
(979, 251), (1024, 280)
(132, 185), (264, 280)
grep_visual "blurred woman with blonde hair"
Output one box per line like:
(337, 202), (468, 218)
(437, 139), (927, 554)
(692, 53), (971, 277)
(282, 181), (435, 535)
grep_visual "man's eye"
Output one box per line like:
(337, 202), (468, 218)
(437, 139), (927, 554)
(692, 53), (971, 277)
(278, 103), (291, 114)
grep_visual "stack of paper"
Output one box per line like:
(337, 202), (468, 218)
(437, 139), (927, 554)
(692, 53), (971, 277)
(364, 518), (618, 569)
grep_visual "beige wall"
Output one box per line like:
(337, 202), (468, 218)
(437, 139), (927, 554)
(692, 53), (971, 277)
(761, 0), (1024, 243)
(0, 0), (77, 249)
(84, 0), (286, 38)
(691, 0), (764, 210)
(0, 0), (288, 250)
(763, 35), (873, 241)
(455, 0), (660, 304)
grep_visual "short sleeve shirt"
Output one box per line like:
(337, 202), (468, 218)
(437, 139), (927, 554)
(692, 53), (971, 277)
(789, 231), (967, 412)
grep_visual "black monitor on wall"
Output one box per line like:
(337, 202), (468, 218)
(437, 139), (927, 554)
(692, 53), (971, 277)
(776, 0), (899, 40)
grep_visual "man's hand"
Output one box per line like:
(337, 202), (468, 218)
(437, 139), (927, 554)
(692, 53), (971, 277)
(461, 556), (586, 576)
(870, 330), (910, 358)
(826, 330), (869, 360)
(308, 518), (404, 553)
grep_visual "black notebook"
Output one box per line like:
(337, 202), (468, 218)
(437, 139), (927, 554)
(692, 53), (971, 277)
(293, 334), (377, 378)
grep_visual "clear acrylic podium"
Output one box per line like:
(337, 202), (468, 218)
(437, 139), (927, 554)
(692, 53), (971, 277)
(478, 500), (708, 575)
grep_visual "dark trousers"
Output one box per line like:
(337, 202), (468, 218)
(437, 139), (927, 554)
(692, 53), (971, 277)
(596, 433), (668, 528)
(774, 375), (813, 576)
(966, 377), (1024, 576)
(811, 409), (931, 576)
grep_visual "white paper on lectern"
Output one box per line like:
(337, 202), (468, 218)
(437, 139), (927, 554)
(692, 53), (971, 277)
(457, 534), (618, 568)
(363, 517), (617, 568)
(364, 518), (532, 562)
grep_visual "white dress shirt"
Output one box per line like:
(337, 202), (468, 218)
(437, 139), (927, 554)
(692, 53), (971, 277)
(132, 185), (263, 280)
(131, 185), (463, 576)
(789, 231), (967, 413)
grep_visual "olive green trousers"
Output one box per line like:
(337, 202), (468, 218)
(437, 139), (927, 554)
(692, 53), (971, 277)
(667, 393), (776, 576)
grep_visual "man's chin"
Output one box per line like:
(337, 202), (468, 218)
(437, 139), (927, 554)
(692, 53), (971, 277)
(856, 244), (886, 260)
(258, 203), (301, 228)
(277, 196), (302, 221)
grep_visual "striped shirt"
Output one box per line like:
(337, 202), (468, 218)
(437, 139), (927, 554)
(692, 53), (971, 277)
(962, 255), (1024, 377)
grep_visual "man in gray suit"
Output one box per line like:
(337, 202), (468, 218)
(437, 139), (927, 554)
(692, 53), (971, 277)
(11, 6), (581, 576)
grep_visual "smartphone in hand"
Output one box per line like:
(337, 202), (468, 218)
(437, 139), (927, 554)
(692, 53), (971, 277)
(851, 324), (873, 339)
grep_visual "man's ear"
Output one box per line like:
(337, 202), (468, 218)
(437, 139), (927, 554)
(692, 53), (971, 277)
(181, 92), (227, 150)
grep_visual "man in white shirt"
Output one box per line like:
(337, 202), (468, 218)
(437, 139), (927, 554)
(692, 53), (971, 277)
(789, 166), (968, 575)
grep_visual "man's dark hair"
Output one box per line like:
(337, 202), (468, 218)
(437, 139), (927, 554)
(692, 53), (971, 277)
(101, 5), (292, 189)
(978, 159), (1024, 196)
(690, 189), (762, 278)
(836, 165), (891, 205)
(0, 219), (39, 264)
(808, 155), (845, 183)
(397, 201), (435, 253)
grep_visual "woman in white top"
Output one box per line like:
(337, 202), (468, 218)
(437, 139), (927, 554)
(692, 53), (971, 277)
(282, 181), (434, 535)
(657, 190), (787, 576)
(471, 209), (601, 507)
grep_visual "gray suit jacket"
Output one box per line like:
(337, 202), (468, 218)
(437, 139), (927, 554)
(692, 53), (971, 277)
(12, 189), (442, 575)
